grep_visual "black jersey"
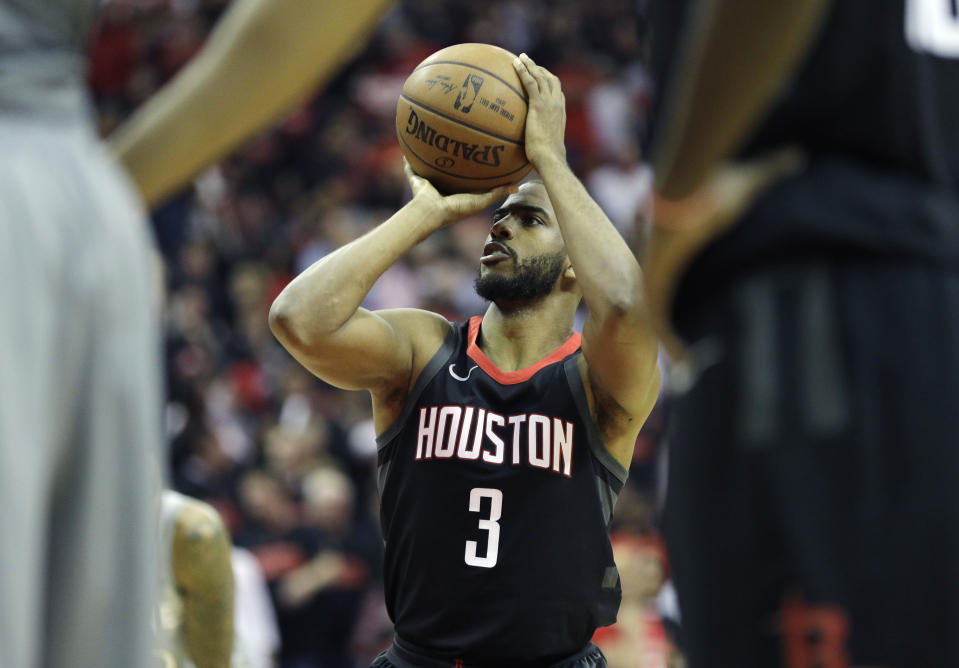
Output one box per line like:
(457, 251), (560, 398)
(375, 317), (627, 666)
(647, 0), (959, 312)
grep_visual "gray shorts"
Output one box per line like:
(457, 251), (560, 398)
(0, 116), (161, 668)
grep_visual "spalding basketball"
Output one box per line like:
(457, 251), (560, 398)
(396, 43), (532, 193)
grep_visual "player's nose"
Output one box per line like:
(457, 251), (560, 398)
(490, 217), (513, 240)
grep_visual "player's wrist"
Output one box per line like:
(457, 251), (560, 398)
(403, 194), (448, 235)
(529, 150), (569, 176)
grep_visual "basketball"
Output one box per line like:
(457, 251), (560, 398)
(396, 43), (532, 194)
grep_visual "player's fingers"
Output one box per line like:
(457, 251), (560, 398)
(471, 184), (517, 207)
(524, 56), (555, 95)
(543, 68), (561, 96)
(471, 184), (518, 208)
(512, 55), (539, 95)
(403, 157), (422, 184)
(520, 54), (557, 96)
(538, 68), (553, 94)
(403, 157), (434, 196)
(518, 53), (550, 93)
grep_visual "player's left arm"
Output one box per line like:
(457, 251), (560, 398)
(513, 54), (661, 470)
(172, 502), (236, 668)
(110, 0), (392, 207)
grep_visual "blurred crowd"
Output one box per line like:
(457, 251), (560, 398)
(87, 0), (672, 665)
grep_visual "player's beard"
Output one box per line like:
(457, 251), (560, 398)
(474, 250), (567, 303)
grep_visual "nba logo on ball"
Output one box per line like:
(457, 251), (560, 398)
(454, 74), (484, 114)
(396, 43), (533, 194)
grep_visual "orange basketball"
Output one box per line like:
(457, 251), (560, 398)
(396, 43), (532, 194)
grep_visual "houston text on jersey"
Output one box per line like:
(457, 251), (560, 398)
(414, 405), (573, 477)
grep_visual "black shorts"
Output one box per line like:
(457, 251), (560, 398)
(370, 637), (607, 668)
(664, 257), (959, 667)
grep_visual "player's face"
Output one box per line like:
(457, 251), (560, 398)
(474, 182), (569, 303)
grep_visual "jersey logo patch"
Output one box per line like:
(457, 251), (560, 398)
(448, 363), (479, 381)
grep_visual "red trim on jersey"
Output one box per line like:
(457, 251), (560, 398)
(466, 315), (581, 385)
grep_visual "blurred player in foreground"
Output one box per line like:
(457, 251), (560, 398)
(644, 0), (959, 665)
(157, 490), (236, 668)
(0, 1), (389, 666)
(269, 54), (661, 667)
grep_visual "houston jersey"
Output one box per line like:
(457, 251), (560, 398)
(376, 317), (627, 665)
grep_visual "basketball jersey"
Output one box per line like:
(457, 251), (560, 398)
(376, 317), (627, 665)
(646, 0), (959, 310)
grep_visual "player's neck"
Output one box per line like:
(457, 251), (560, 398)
(479, 299), (576, 372)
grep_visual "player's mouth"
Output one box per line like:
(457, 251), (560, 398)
(481, 241), (514, 265)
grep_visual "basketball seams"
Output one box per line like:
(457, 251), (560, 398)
(397, 133), (530, 183)
(411, 60), (529, 103)
(399, 94), (525, 146)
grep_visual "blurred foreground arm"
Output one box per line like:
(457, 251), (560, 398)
(173, 503), (236, 668)
(652, 0), (828, 198)
(110, 0), (392, 207)
(644, 0), (826, 357)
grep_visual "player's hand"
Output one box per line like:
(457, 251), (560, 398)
(512, 53), (567, 167)
(404, 158), (517, 226)
(642, 148), (805, 360)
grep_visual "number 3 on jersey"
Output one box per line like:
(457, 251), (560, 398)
(465, 488), (502, 568)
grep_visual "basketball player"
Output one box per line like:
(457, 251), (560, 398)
(644, 0), (959, 665)
(0, 1), (388, 666)
(269, 54), (661, 667)
(157, 490), (237, 668)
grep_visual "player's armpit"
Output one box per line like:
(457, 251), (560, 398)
(172, 504), (235, 668)
(579, 314), (662, 470)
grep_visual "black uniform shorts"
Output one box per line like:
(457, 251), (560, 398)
(370, 636), (607, 668)
(664, 256), (959, 667)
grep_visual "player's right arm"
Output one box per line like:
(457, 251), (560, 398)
(269, 166), (514, 427)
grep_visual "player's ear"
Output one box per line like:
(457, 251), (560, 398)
(564, 264), (576, 281)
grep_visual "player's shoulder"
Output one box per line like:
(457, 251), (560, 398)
(377, 307), (452, 335)
(378, 308), (455, 356)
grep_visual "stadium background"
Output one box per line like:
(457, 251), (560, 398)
(87, 1), (673, 665)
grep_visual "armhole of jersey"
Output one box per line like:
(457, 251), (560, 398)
(375, 323), (459, 451)
(563, 354), (629, 486)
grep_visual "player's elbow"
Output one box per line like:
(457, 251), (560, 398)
(268, 292), (314, 352)
(269, 291), (340, 356)
(268, 293), (296, 344)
